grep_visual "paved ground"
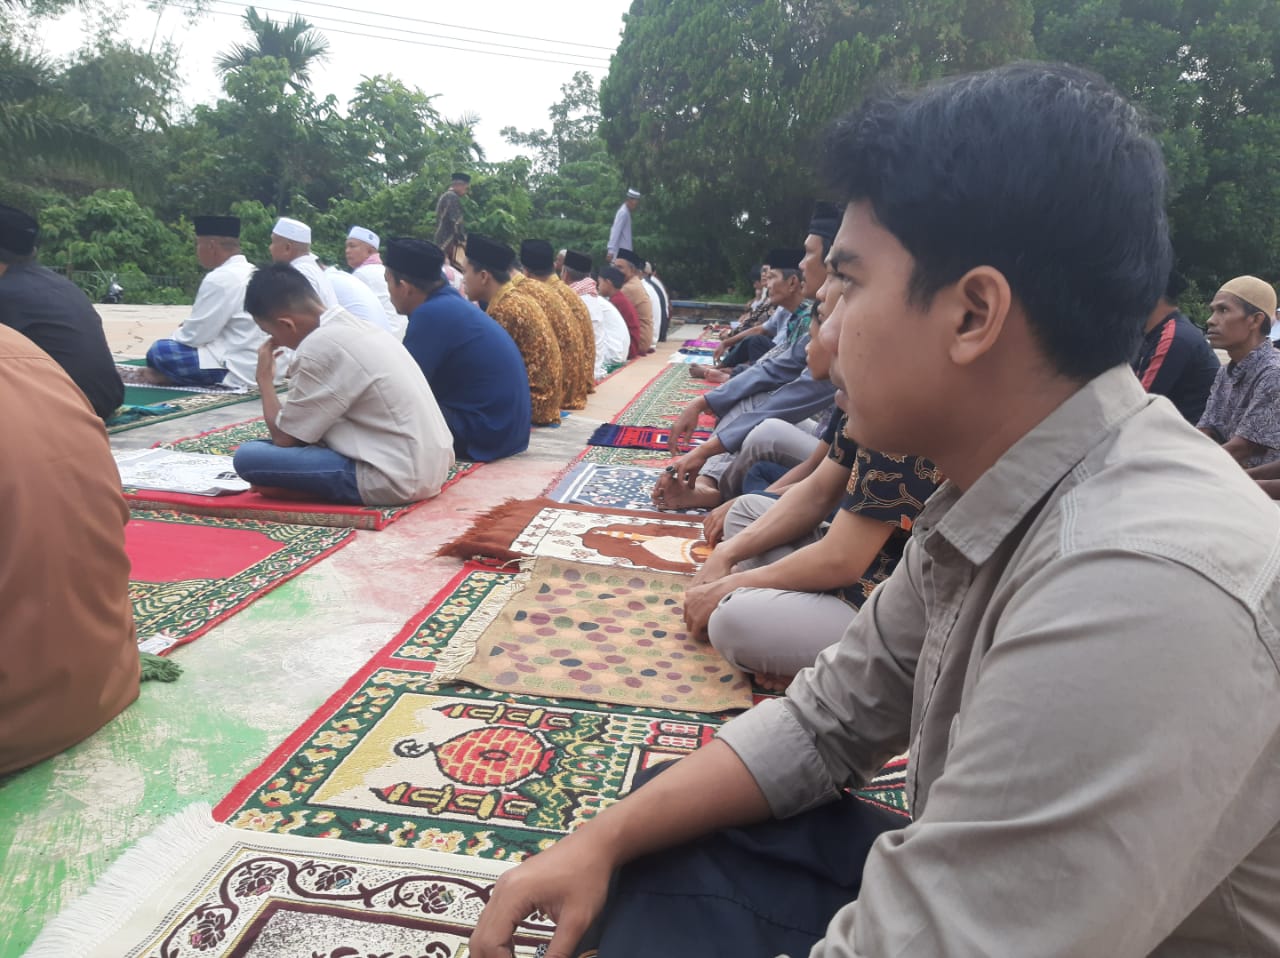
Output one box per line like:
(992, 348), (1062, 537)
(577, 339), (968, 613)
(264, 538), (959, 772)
(0, 307), (689, 955)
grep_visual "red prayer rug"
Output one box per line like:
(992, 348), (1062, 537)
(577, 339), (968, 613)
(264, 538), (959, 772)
(214, 564), (729, 860)
(587, 422), (713, 450)
(128, 510), (353, 654)
(122, 419), (484, 531)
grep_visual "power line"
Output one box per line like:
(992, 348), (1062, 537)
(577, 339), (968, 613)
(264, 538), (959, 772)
(179, 1), (612, 70)
(216, 0), (619, 54)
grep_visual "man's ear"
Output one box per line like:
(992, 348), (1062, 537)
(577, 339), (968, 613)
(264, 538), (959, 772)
(945, 266), (1013, 367)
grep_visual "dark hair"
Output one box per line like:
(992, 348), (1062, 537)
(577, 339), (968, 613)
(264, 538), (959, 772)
(244, 263), (323, 319)
(821, 62), (1171, 380)
(387, 268), (444, 294)
(1164, 267), (1188, 303)
(600, 266), (625, 288)
(0, 248), (35, 266)
(750, 264), (764, 284)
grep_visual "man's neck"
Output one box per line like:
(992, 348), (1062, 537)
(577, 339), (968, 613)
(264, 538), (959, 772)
(1228, 337), (1265, 364)
(777, 295), (804, 314)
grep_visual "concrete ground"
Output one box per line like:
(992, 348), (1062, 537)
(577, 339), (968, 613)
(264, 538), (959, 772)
(0, 307), (689, 955)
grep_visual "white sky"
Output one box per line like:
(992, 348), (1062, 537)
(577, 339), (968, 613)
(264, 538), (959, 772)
(30, 0), (634, 161)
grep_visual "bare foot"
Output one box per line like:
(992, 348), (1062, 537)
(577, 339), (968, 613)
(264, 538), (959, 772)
(118, 364), (172, 386)
(704, 368), (731, 383)
(753, 672), (794, 693)
(653, 474), (722, 511)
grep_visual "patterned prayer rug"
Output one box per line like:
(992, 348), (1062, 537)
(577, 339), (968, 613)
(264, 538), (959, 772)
(587, 422), (712, 450)
(121, 419), (484, 530)
(580, 445), (680, 469)
(611, 364), (715, 426)
(457, 557), (751, 713)
(857, 755), (910, 817)
(107, 389), (261, 434)
(214, 565), (728, 859)
(24, 808), (552, 957)
(547, 462), (704, 514)
(438, 497), (709, 574)
(678, 339), (720, 352)
(128, 510), (353, 654)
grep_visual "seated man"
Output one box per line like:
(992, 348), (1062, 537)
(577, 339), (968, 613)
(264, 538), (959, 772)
(345, 225), (405, 337)
(614, 249), (655, 351)
(0, 323), (139, 774)
(462, 234), (564, 426)
(324, 262), (394, 332)
(1132, 269), (1220, 423)
(137, 215), (260, 389)
(1197, 275), (1280, 467)
(691, 267), (776, 381)
(652, 237), (837, 510)
(232, 264), (454, 504)
(598, 266), (644, 359)
(268, 217), (337, 308)
(563, 250), (629, 379)
(387, 237), (531, 461)
(517, 239), (590, 410)
(0, 203), (123, 419)
(473, 64), (1280, 958)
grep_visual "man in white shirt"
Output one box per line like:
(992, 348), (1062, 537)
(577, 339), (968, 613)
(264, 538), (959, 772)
(268, 217), (337, 308)
(324, 263), (393, 332)
(563, 250), (628, 378)
(232, 263), (454, 506)
(137, 215), (261, 388)
(646, 262), (672, 342)
(607, 188), (640, 262)
(344, 225), (405, 338)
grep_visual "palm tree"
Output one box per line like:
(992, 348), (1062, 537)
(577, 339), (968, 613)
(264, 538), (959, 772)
(0, 42), (129, 182)
(215, 7), (330, 91)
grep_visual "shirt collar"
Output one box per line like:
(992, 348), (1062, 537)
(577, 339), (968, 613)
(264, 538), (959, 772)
(1227, 339), (1274, 377)
(925, 365), (1152, 565)
(361, 253), (382, 267)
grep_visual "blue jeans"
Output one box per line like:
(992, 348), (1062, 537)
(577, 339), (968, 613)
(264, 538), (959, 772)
(232, 439), (362, 504)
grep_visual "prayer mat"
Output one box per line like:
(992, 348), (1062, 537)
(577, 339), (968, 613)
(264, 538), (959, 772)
(581, 444), (679, 469)
(25, 806), (552, 958)
(611, 364), (715, 427)
(666, 351), (713, 364)
(107, 388), (261, 434)
(457, 557), (751, 712)
(128, 510), (353, 654)
(438, 497), (709, 574)
(547, 462), (705, 514)
(857, 754), (910, 818)
(587, 422), (712, 450)
(215, 564), (727, 859)
(678, 339), (720, 352)
(123, 420), (484, 530)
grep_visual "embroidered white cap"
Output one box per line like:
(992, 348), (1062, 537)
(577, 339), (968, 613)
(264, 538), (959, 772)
(626, 188), (642, 200)
(348, 225), (379, 247)
(272, 217), (311, 243)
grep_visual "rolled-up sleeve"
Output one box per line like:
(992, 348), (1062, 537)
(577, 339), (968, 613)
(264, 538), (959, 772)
(815, 551), (1280, 957)
(717, 536), (925, 818)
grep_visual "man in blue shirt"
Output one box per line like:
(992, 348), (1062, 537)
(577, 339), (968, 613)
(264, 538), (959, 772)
(385, 238), (531, 462)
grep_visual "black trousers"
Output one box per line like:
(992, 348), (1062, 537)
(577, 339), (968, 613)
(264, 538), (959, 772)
(586, 763), (908, 958)
(719, 334), (773, 371)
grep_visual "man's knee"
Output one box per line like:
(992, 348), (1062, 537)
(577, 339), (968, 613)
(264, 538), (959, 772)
(740, 418), (800, 457)
(231, 439), (276, 477)
(723, 493), (777, 541)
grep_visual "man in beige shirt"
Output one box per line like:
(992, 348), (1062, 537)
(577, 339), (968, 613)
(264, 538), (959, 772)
(232, 263), (454, 505)
(614, 248), (654, 353)
(473, 64), (1280, 957)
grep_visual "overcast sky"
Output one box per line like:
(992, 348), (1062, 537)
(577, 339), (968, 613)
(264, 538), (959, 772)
(37, 0), (634, 161)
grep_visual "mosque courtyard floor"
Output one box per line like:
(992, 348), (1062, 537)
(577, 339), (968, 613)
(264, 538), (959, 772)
(0, 305), (691, 956)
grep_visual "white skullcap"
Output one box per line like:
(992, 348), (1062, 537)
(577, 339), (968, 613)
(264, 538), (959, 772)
(348, 225), (379, 247)
(626, 188), (642, 200)
(272, 217), (311, 244)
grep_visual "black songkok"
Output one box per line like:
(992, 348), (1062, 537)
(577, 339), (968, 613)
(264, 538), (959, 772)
(0, 204), (39, 255)
(386, 238), (445, 280)
(519, 239), (555, 273)
(766, 247), (804, 272)
(193, 215), (241, 238)
(465, 234), (515, 273)
(564, 250), (592, 273)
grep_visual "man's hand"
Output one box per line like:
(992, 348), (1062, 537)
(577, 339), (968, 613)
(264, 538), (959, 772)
(690, 547), (733, 589)
(683, 575), (740, 639)
(702, 500), (734, 548)
(470, 833), (614, 958)
(668, 397), (710, 454)
(255, 337), (279, 387)
(669, 449), (708, 487)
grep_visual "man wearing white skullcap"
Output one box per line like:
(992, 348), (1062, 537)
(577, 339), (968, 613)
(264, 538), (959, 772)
(269, 217), (337, 309)
(1198, 274), (1280, 468)
(606, 188), (641, 262)
(344, 225), (406, 338)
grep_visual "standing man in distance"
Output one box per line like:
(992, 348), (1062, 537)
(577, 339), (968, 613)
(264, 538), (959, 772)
(434, 172), (470, 269)
(345, 225), (405, 338)
(607, 188), (641, 262)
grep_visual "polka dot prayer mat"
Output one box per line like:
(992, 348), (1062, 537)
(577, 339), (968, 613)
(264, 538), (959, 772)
(610, 363), (715, 427)
(24, 807), (552, 958)
(456, 557), (751, 713)
(128, 509), (354, 655)
(119, 418), (484, 531)
(214, 563), (729, 861)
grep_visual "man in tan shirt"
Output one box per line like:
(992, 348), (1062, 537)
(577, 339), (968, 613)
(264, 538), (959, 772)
(0, 323), (139, 775)
(614, 248), (654, 353)
(232, 264), (454, 505)
(473, 64), (1280, 957)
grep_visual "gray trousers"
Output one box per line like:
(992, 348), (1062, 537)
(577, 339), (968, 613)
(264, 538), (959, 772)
(701, 417), (821, 500)
(707, 493), (854, 676)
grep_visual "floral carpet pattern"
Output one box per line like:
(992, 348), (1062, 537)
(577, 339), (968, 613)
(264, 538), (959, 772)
(610, 364), (715, 426)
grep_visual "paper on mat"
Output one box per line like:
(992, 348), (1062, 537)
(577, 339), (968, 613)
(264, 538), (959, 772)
(114, 448), (250, 497)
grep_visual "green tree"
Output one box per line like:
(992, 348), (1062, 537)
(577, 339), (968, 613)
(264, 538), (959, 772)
(214, 6), (330, 91)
